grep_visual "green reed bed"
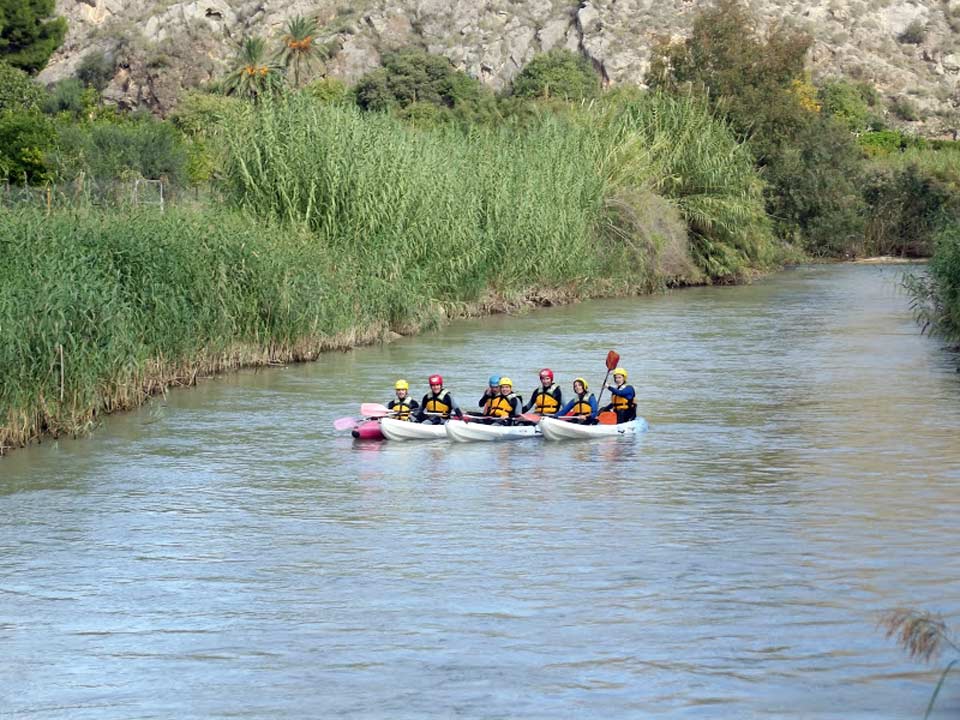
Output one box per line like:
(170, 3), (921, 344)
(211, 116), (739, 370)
(222, 97), (626, 298)
(0, 208), (373, 452)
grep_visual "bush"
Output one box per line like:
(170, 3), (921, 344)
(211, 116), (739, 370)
(41, 77), (96, 116)
(51, 116), (188, 185)
(0, 109), (53, 183)
(76, 51), (115, 91)
(897, 20), (926, 45)
(818, 80), (872, 132)
(0, 60), (43, 112)
(354, 48), (490, 114)
(891, 95), (921, 122)
(511, 49), (601, 100)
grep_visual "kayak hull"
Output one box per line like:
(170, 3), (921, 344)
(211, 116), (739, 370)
(351, 420), (384, 440)
(540, 416), (648, 441)
(380, 417), (448, 441)
(445, 419), (540, 442)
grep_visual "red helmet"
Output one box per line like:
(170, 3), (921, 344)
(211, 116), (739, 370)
(428, 374), (443, 386)
(539, 368), (554, 382)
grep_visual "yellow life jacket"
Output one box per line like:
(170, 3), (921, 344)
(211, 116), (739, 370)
(425, 389), (452, 418)
(568, 392), (594, 417)
(532, 383), (561, 414)
(610, 385), (636, 412)
(489, 393), (519, 418)
(388, 397), (416, 421)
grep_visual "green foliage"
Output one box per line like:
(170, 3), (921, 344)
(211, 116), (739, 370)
(76, 50), (115, 91)
(222, 37), (284, 100)
(41, 77), (96, 116)
(647, 0), (866, 257)
(0, 107), (52, 183)
(511, 49), (600, 101)
(0, 207), (359, 449)
(863, 147), (960, 257)
(303, 76), (348, 105)
(858, 130), (926, 156)
(0, 59), (41, 111)
(354, 48), (488, 115)
(891, 95), (921, 122)
(169, 91), (242, 137)
(51, 115), (188, 185)
(275, 15), (320, 88)
(0, 0), (66, 73)
(596, 91), (774, 281)
(905, 223), (960, 343)
(818, 80), (873, 132)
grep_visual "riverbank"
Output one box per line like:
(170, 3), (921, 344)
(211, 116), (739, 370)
(1, 205), (727, 457)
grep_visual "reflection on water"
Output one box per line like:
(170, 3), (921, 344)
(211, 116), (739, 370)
(2, 264), (959, 718)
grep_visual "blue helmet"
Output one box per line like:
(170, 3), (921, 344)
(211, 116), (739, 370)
(488, 375), (501, 387)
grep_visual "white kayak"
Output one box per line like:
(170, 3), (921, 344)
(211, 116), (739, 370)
(380, 417), (448, 441)
(445, 419), (541, 443)
(539, 416), (649, 441)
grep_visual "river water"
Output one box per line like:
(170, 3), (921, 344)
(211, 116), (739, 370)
(2, 264), (959, 718)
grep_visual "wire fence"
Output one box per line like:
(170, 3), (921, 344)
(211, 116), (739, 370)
(0, 178), (221, 212)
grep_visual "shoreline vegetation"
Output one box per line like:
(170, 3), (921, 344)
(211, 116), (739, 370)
(2, 0), (959, 456)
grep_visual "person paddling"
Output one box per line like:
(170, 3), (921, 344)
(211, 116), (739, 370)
(557, 377), (597, 423)
(478, 375), (501, 417)
(487, 377), (523, 425)
(600, 367), (636, 423)
(387, 379), (419, 421)
(522, 368), (562, 417)
(414, 374), (464, 424)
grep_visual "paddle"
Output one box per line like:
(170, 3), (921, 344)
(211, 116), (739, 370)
(333, 416), (359, 431)
(594, 349), (621, 410)
(360, 402), (392, 418)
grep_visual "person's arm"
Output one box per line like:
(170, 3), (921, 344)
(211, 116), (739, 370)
(448, 395), (463, 418)
(522, 389), (536, 413)
(608, 385), (636, 402)
(557, 399), (574, 417)
(409, 399), (419, 410)
(511, 395), (523, 417)
(413, 396), (427, 422)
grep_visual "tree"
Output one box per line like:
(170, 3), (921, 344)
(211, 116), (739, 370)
(222, 37), (284, 100)
(353, 48), (488, 115)
(0, 0), (67, 74)
(275, 15), (319, 88)
(647, 0), (866, 256)
(0, 108), (53, 183)
(511, 49), (600, 100)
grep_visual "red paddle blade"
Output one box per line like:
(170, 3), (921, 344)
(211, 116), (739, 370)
(597, 411), (617, 425)
(519, 413), (542, 423)
(605, 350), (620, 371)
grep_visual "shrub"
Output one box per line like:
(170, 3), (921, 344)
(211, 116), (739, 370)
(897, 19), (926, 45)
(41, 77), (95, 116)
(818, 79), (872, 132)
(0, 109), (53, 183)
(76, 50), (115, 91)
(354, 48), (489, 114)
(891, 95), (921, 121)
(0, 60), (43, 112)
(510, 49), (601, 100)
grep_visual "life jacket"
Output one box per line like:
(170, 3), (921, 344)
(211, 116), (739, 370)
(424, 388), (453, 418)
(567, 392), (594, 417)
(609, 385), (636, 413)
(532, 383), (561, 414)
(388, 397), (416, 421)
(481, 390), (497, 416)
(489, 392), (519, 419)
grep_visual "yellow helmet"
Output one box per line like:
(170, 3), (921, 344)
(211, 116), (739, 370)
(395, 379), (409, 390)
(612, 367), (628, 380)
(498, 377), (513, 387)
(573, 377), (589, 390)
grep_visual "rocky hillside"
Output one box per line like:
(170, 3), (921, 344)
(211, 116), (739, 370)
(39, 0), (960, 130)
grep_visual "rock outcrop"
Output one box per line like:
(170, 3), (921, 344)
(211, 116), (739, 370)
(39, 0), (960, 129)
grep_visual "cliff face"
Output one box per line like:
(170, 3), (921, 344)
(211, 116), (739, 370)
(39, 0), (960, 127)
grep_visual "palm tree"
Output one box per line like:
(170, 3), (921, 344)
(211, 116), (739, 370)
(223, 37), (284, 100)
(276, 15), (320, 88)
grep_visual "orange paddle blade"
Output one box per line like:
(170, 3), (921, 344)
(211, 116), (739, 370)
(605, 350), (620, 371)
(597, 411), (617, 425)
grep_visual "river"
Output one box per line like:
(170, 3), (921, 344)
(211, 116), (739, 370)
(1, 263), (958, 718)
